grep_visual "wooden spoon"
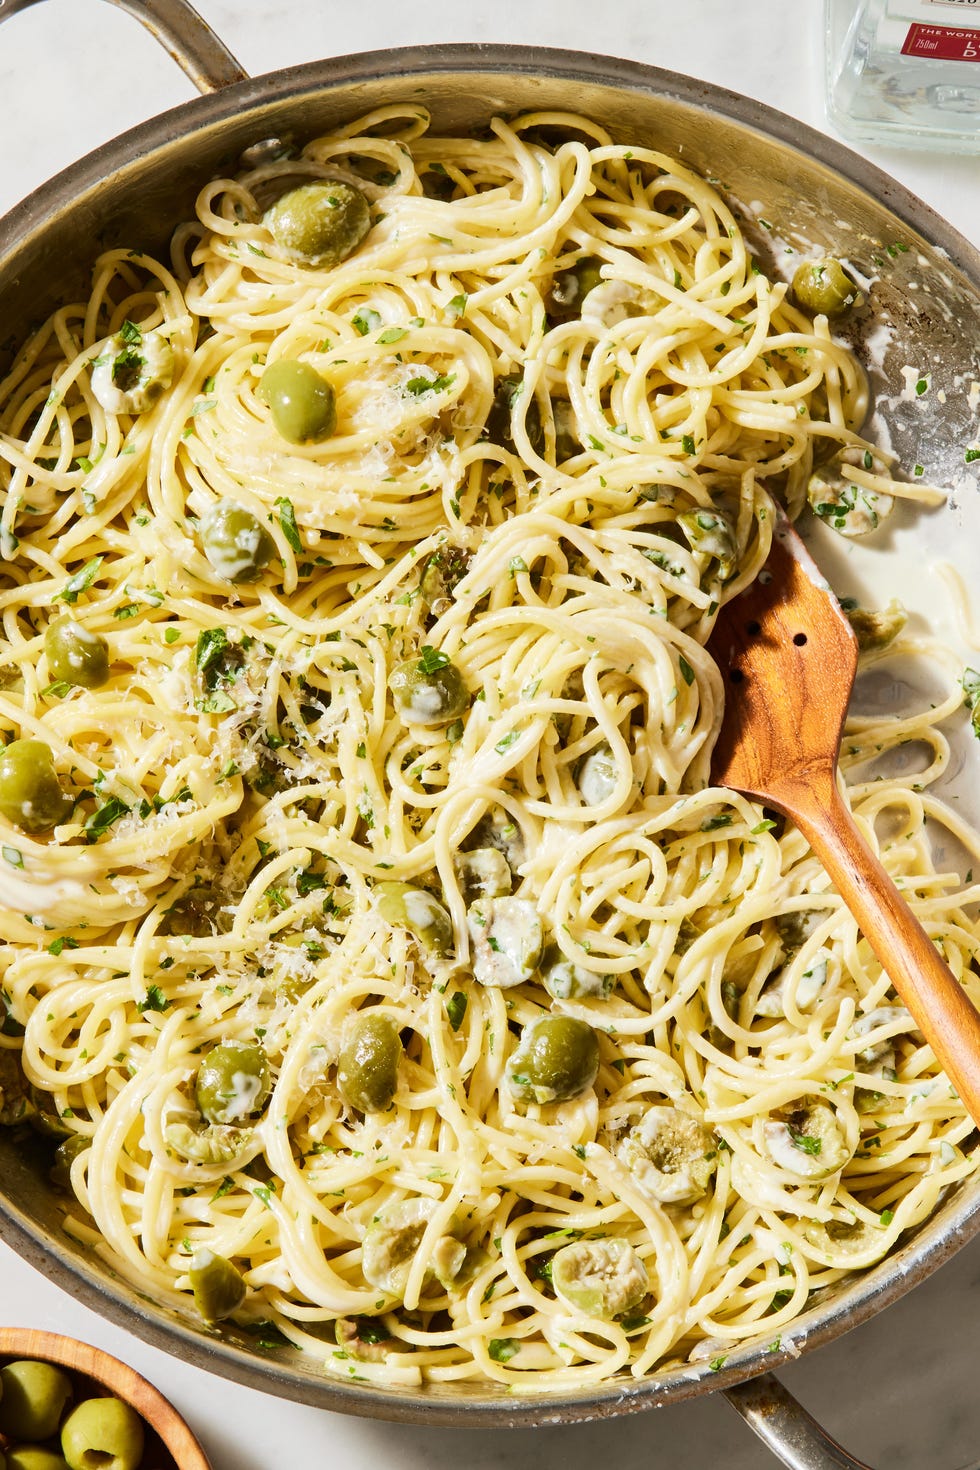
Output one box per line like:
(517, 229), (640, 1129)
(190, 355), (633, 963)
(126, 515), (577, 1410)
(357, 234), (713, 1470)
(706, 508), (980, 1125)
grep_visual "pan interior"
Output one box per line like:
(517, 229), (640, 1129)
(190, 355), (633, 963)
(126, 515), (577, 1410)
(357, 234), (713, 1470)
(1, 45), (979, 1426)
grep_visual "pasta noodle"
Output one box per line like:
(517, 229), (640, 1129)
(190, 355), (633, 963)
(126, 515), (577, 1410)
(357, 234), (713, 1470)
(0, 105), (977, 1391)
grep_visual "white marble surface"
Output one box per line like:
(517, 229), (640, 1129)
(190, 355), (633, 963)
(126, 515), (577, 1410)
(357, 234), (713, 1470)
(1, 3), (979, 1468)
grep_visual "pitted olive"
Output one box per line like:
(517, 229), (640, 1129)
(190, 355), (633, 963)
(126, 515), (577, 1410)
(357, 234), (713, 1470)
(0, 739), (71, 833)
(507, 1015), (599, 1104)
(264, 181), (371, 267)
(195, 1040), (272, 1125)
(200, 500), (276, 583)
(389, 651), (469, 726)
(258, 360), (336, 444)
(374, 880), (454, 954)
(44, 618), (110, 689)
(337, 1011), (403, 1113)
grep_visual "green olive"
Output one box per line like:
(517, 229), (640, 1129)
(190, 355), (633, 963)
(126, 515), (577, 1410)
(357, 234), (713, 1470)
(575, 742), (619, 805)
(418, 545), (471, 611)
(507, 1015), (599, 1104)
(6, 1449), (71, 1470)
(0, 1361), (73, 1441)
(0, 739), (71, 833)
(50, 1132), (89, 1192)
(200, 500), (276, 583)
(389, 652), (469, 727)
(374, 879), (454, 954)
(60, 1398), (144, 1470)
(1, 986), (25, 1038)
(44, 618), (110, 689)
(540, 945), (613, 1001)
(454, 846), (512, 904)
(551, 1237), (648, 1319)
(553, 399), (581, 461)
(258, 360), (337, 444)
(337, 1011), (403, 1113)
(264, 181), (371, 267)
(791, 257), (862, 316)
(159, 884), (233, 938)
(189, 1247), (247, 1321)
(485, 374), (544, 457)
(195, 1039), (272, 1125)
(546, 255), (604, 321)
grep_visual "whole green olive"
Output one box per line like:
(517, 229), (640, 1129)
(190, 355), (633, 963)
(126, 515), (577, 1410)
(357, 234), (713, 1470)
(791, 257), (862, 316)
(44, 618), (110, 689)
(195, 1039), (272, 1125)
(389, 651), (469, 727)
(337, 1011), (403, 1113)
(508, 1015), (600, 1104)
(0, 1361), (73, 1441)
(189, 1247), (247, 1321)
(258, 360), (336, 444)
(0, 739), (71, 834)
(264, 181), (371, 267)
(374, 880), (454, 954)
(6, 1448), (71, 1470)
(200, 500), (276, 584)
(60, 1398), (144, 1470)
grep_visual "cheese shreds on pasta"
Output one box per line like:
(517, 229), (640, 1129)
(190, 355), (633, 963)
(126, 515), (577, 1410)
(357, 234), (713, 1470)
(0, 106), (977, 1390)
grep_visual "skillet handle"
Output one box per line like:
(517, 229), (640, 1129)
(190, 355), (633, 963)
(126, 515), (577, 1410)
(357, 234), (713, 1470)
(0, 0), (248, 92)
(723, 1374), (875, 1470)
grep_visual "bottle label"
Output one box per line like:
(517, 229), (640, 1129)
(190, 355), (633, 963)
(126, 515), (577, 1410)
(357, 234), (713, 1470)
(901, 21), (980, 55)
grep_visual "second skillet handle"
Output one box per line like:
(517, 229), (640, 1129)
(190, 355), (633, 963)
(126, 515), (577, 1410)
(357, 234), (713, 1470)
(0, 0), (248, 92)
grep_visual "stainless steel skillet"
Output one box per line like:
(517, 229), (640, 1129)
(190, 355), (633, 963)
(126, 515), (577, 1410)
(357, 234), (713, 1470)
(1, 4), (979, 1466)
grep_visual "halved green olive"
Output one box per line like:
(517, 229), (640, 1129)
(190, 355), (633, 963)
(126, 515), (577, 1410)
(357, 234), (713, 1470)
(551, 1237), (648, 1318)
(540, 946), (613, 1001)
(200, 500), (276, 583)
(374, 880), (453, 954)
(264, 181), (371, 267)
(189, 1248), (247, 1321)
(546, 255), (604, 322)
(418, 545), (471, 612)
(0, 739), (72, 833)
(468, 896), (542, 988)
(50, 1133), (90, 1192)
(44, 618), (110, 689)
(575, 742), (619, 805)
(258, 360), (336, 444)
(159, 884), (233, 938)
(195, 1040), (272, 1125)
(791, 257), (862, 316)
(454, 846), (512, 903)
(485, 374), (544, 456)
(507, 1015), (599, 1104)
(389, 653), (469, 726)
(337, 1011), (402, 1113)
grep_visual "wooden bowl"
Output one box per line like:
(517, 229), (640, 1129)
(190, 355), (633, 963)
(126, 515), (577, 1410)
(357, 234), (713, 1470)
(0, 1329), (211, 1470)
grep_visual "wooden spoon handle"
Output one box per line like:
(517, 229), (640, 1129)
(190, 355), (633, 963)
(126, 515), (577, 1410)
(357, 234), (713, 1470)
(786, 773), (980, 1126)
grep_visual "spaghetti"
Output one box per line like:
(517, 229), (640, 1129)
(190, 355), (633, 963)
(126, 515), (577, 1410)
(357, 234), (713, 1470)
(0, 105), (977, 1390)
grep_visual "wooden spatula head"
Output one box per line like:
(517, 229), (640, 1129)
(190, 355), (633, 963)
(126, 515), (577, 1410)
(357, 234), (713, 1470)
(707, 516), (859, 811)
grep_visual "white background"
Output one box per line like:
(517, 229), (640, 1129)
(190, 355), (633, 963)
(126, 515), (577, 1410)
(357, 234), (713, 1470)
(1, 3), (980, 1467)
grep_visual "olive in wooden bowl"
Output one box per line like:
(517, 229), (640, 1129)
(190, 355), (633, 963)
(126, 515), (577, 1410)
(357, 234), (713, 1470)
(0, 1332), (209, 1470)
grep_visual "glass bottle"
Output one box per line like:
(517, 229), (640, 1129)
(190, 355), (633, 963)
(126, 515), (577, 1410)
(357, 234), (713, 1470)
(825, 0), (980, 150)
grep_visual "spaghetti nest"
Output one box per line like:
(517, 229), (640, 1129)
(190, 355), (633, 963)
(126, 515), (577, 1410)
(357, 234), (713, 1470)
(0, 106), (977, 1391)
